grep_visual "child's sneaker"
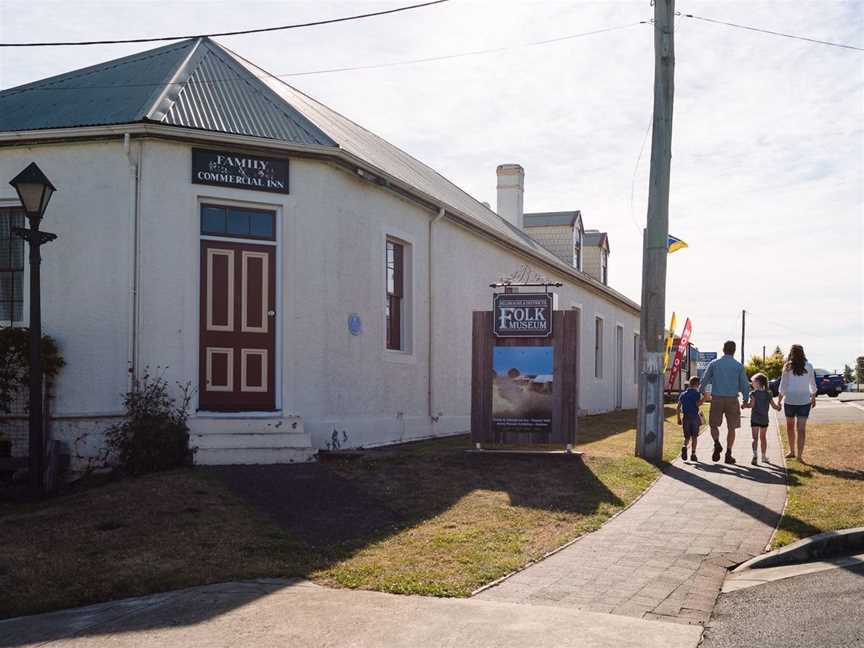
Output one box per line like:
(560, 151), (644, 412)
(682, 445), (688, 461)
(751, 456), (758, 466)
(762, 455), (769, 464)
(690, 451), (698, 462)
(724, 452), (736, 465)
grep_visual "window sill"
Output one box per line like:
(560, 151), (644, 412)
(383, 350), (416, 365)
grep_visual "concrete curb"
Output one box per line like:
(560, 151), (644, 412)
(734, 527), (864, 572)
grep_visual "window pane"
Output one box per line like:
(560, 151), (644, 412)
(249, 212), (274, 239)
(201, 206), (226, 234)
(226, 209), (250, 236)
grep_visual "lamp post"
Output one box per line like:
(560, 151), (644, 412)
(9, 163), (57, 496)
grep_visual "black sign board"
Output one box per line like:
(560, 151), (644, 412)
(192, 149), (289, 194)
(492, 293), (553, 338)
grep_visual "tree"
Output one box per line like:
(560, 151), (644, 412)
(844, 364), (854, 383)
(745, 348), (785, 379)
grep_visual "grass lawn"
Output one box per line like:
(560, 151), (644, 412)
(772, 422), (864, 549)
(0, 407), (689, 619)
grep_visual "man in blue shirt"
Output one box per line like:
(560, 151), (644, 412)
(700, 340), (751, 464)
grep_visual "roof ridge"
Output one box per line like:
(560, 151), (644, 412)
(200, 40), (335, 147)
(0, 40), (195, 97)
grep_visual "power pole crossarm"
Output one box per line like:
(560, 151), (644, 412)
(637, 0), (675, 461)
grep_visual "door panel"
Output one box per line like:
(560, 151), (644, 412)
(200, 240), (276, 411)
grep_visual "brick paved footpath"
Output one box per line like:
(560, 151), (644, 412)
(476, 408), (788, 625)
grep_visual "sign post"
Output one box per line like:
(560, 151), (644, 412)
(471, 286), (578, 449)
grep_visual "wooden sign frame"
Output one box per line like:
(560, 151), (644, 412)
(471, 310), (580, 446)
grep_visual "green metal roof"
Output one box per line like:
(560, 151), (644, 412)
(0, 38), (335, 147)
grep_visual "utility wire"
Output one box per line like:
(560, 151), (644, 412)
(678, 12), (864, 52)
(2, 21), (649, 92)
(0, 0), (450, 47)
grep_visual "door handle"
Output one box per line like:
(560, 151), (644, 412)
(267, 310), (276, 317)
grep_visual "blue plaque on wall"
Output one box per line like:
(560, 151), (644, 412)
(348, 313), (362, 336)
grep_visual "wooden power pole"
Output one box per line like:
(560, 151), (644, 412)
(637, 0), (675, 461)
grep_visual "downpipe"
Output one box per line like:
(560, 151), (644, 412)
(123, 133), (141, 389)
(428, 206), (445, 423)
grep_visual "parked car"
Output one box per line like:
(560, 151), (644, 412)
(768, 373), (846, 398)
(816, 373), (846, 397)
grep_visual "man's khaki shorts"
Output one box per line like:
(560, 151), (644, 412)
(709, 396), (741, 430)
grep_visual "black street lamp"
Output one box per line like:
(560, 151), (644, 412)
(9, 162), (57, 496)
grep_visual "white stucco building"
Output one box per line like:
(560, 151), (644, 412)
(0, 38), (640, 467)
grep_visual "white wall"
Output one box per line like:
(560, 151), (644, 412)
(1, 136), (639, 461)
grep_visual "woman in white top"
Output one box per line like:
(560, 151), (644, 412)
(777, 344), (817, 462)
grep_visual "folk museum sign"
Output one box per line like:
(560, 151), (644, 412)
(192, 148), (290, 194)
(492, 293), (553, 338)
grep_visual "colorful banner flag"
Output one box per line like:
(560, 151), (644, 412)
(667, 235), (688, 253)
(668, 317), (693, 390)
(663, 312), (677, 371)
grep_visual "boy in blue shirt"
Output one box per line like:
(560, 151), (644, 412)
(677, 376), (704, 462)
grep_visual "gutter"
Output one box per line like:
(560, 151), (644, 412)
(428, 207), (445, 422)
(0, 123), (640, 315)
(122, 133), (141, 387)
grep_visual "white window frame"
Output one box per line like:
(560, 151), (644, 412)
(383, 230), (415, 362)
(594, 315), (605, 380)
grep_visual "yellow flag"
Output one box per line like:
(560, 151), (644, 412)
(663, 312), (677, 371)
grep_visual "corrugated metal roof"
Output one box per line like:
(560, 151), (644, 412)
(159, 40), (335, 146)
(0, 40), (196, 131)
(0, 38), (335, 147)
(524, 211), (581, 227)
(222, 43), (576, 268)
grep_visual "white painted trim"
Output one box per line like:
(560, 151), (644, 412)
(240, 250), (269, 333)
(382, 228), (416, 359)
(206, 248), (234, 332)
(593, 314), (605, 381)
(240, 348), (268, 392)
(205, 347), (234, 392)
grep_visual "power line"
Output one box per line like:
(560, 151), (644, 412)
(678, 12), (864, 52)
(0, 0), (451, 47)
(2, 21), (649, 92)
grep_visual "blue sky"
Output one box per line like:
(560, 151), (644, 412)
(494, 346), (554, 376)
(1, 0), (861, 370)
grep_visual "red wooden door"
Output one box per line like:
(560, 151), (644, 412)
(199, 240), (276, 411)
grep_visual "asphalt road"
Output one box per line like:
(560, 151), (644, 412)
(806, 395), (864, 424)
(702, 563), (864, 648)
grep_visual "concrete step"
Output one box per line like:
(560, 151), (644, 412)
(195, 447), (316, 465)
(192, 432), (311, 450)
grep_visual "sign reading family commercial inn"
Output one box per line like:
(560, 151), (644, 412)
(192, 149), (290, 194)
(492, 293), (553, 338)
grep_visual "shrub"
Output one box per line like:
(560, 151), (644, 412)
(105, 370), (193, 475)
(0, 327), (65, 416)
